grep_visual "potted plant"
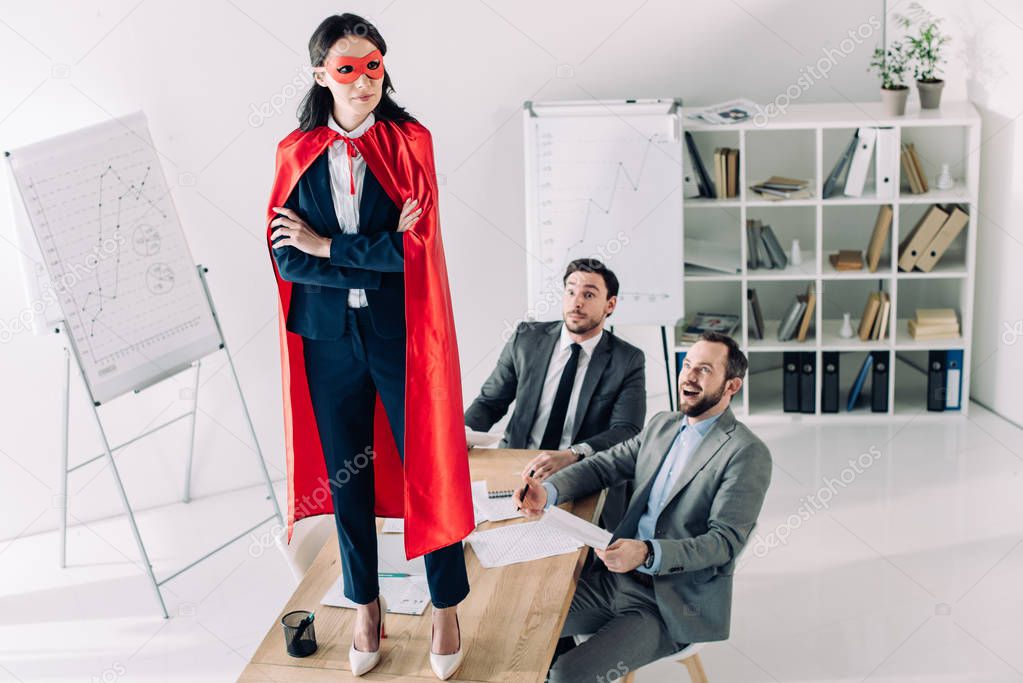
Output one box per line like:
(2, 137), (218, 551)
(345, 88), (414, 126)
(898, 4), (950, 109)
(869, 40), (910, 116)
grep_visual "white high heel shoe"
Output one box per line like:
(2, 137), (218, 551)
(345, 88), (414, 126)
(429, 611), (463, 680)
(348, 595), (387, 676)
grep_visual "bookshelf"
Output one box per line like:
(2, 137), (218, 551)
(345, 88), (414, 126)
(678, 101), (980, 421)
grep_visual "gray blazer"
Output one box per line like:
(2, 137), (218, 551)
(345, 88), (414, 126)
(464, 320), (646, 455)
(546, 408), (772, 645)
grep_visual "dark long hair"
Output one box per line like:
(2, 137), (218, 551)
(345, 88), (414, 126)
(298, 14), (416, 131)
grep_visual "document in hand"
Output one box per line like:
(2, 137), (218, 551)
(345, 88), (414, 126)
(543, 506), (613, 550)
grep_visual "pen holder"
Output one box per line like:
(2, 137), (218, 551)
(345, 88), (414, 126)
(281, 609), (318, 657)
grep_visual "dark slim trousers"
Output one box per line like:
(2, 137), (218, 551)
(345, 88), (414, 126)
(303, 306), (469, 608)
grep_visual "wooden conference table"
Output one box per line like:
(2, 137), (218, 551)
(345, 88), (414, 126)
(238, 448), (600, 682)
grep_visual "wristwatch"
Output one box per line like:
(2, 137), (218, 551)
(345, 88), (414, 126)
(568, 445), (585, 461)
(642, 540), (655, 569)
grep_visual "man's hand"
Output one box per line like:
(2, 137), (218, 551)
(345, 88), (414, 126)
(511, 471), (547, 520)
(522, 450), (576, 481)
(595, 539), (649, 573)
(270, 207), (332, 258)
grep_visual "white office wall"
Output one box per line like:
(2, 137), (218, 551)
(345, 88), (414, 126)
(4, 0), (1009, 542)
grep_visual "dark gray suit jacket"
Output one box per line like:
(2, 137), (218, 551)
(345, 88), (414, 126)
(546, 408), (772, 645)
(464, 320), (646, 454)
(465, 320), (646, 529)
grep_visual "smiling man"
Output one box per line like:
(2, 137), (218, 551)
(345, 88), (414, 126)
(464, 259), (646, 527)
(515, 331), (772, 683)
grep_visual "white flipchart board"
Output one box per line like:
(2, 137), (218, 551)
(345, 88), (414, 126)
(523, 99), (684, 326)
(5, 112), (221, 404)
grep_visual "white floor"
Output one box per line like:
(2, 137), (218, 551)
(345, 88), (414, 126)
(2, 404), (1023, 682)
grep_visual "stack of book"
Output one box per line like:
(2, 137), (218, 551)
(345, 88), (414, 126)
(679, 312), (740, 344)
(908, 308), (960, 340)
(858, 291), (891, 341)
(898, 205), (969, 272)
(828, 250), (864, 271)
(713, 148), (739, 199)
(900, 142), (929, 194)
(746, 220), (788, 269)
(777, 283), (816, 342)
(750, 176), (812, 201)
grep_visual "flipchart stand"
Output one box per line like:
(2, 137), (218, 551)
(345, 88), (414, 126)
(55, 264), (283, 618)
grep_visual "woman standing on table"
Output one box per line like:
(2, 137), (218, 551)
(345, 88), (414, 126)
(265, 14), (473, 680)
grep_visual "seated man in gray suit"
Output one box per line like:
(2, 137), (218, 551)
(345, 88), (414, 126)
(515, 332), (772, 683)
(465, 258), (646, 526)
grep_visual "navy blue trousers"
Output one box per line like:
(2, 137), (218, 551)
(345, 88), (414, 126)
(302, 307), (469, 608)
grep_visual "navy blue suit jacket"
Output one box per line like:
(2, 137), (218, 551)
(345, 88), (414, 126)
(271, 151), (405, 339)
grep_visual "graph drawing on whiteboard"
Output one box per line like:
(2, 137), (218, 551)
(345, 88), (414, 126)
(525, 103), (683, 326)
(6, 112), (220, 403)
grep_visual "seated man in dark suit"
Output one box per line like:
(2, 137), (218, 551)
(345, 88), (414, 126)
(464, 259), (646, 527)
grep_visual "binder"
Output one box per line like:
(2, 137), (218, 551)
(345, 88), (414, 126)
(945, 349), (963, 410)
(898, 205), (949, 271)
(847, 354), (874, 411)
(865, 205), (893, 272)
(822, 352), (840, 413)
(684, 132), (715, 198)
(844, 127), (876, 197)
(870, 351), (889, 412)
(799, 352), (816, 414)
(874, 128), (898, 199)
(927, 350), (947, 411)
(823, 133), (858, 199)
(914, 206), (968, 272)
(682, 142), (700, 198)
(783, 352), (801, 412)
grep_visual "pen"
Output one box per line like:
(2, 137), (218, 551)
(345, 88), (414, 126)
(292, 611), (314, 646)
(517, 469), (535, 510)
(378, 572), (410, 578)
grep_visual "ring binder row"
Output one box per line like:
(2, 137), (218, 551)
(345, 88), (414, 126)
(785, 351), (892, 414)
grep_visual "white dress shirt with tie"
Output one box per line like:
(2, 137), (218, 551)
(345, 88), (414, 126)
(326, 111), (375, 308)
(526, 324), (604, 451)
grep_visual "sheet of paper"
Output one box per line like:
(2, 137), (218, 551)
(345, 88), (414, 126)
(543, 505), (613, 550)
(381, 517), (404, 534)
(321, 575), (430, 615)
(472, 480), (523, 524)
(466, 427), (502, 448)
(466, 520), (582, 568)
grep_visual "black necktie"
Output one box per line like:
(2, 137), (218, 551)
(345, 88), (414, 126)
(539, 343), (582, 451)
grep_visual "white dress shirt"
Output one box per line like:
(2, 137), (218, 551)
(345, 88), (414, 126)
(326, 112), (375, 308)
(526, 325), (604, 450)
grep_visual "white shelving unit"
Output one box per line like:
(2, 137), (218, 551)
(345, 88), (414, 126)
(678, 101), (980, 421)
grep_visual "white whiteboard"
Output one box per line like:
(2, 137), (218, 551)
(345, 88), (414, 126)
(523, 100), (684, 326)
(5, 112), (221, 404)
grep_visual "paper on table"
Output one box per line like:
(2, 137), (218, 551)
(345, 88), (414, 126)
(543, 505), (612, 550)
(466, 520), (581, 568)
(466, 427), (502, 448)
(381, 517), (404, 534)
(322, 575), (429, 615)
(472, 480), (523, 524)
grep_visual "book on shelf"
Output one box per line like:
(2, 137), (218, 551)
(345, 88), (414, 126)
(713, 147), (740, 199)
(747, 288), (765, 340)
(898, 205), (949, 271)
(777, 297), (807, 342)
(908, 308), (960, 340)
(846, 354), (874, 411)
(829, 250), (864, 271)
(796, 283), (816, 343)
(750, 176), (812, 201)
(900, 142), (924, 194)
(857, 290), (884, 341)
(680, 312), (740, 343)
(865, 204), (893, 272)
(870, 292), (891, 341)
(907, 142), (928, 192)
(747, 220), (789, 270)
(914, 205), (968, 272)
(823, 132), (858, 199)
(685, 99), (761, 125)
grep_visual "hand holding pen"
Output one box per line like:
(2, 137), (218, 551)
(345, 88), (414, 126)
(512, 469), (547, 520)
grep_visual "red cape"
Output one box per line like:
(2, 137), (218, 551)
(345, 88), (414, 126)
(266, 119), (474, 559)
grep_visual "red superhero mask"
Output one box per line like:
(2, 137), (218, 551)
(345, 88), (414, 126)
(321, 49), (385, 84)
